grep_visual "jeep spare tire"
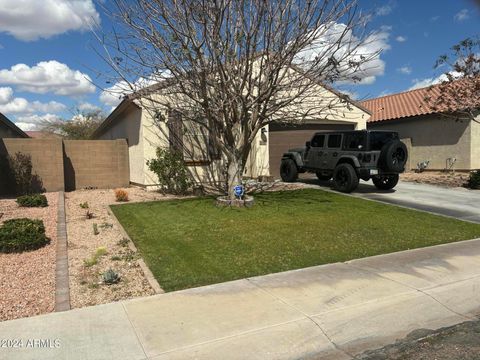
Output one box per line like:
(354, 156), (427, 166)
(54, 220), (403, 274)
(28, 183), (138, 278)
(280, 158), (298, 182)
(332, 163), (359, 193)
(378, 140), (408, 173)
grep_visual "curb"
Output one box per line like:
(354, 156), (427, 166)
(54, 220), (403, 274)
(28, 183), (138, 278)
(107, 206), (164, 294)
(55, 191), (70, 312)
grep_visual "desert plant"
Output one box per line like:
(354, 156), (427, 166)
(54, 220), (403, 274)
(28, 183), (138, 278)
(0, 218), (50, 253)
(99, 222), (113, 229)
(86, 210), (94, 219)
(79, 202), (89, 209)
(147, 148), (192, 195)
(110, 255), (122, 261)
(83, 246), (108, 267)
(102, 269), (120, 284)
(16, 194), (48, 208)
(117, 237), (129, 247)
(7, 152), (44, 195)
(114, 189), (129, 202)
(467, 170), (480, 189)
(93, 223), (99, 235)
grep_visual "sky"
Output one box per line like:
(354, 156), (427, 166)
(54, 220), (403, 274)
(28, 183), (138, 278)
(0, 0), (478, 131)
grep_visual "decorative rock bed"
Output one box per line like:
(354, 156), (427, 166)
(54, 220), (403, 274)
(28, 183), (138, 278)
(216, 195), (255, 207)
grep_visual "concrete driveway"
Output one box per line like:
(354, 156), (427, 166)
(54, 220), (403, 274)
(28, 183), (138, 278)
(312, 179), (480, 224)
(2, 238), (480, 360)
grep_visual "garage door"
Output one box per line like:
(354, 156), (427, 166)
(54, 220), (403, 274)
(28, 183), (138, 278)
(269, 123), (355, 179)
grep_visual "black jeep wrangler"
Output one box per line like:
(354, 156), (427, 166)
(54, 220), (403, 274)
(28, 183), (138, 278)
(280, 130), (408, 193)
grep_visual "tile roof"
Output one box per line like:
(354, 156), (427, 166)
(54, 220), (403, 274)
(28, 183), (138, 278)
(361, 78), (478, 123)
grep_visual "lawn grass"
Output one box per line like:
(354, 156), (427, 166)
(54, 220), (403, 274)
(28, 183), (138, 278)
(111, 189), (480, 292)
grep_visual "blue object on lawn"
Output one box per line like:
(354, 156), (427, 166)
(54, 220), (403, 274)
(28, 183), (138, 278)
(233, 185), (244, 198)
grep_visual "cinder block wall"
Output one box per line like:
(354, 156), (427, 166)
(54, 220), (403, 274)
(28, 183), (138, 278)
(0, 139), (65, 191)
(0, 139), (129, 193)
(63, 140), (129, 191)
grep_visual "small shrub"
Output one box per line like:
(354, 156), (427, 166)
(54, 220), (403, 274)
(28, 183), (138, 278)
(110, 255), (122, 261)
(7, 152), (44, 195)
(0, 218), (50, 253)
(84, 246), (108, 267)
(16, 194), (48, 207)
(83, 257), (98, 267)
(117, 238), (129, 247)
(86, 210), (94, 219)
(79, 202), (89, 209)
(95, 246), (107, 257)
(146, 148), (192, 195)
(467, 170), (480, 189)
(102, 269), (120, 284)
(93, 223), (99, 235)
(114, 189), (129, 202)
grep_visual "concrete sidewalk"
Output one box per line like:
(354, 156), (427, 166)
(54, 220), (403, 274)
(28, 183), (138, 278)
(2, 239), (480, 360)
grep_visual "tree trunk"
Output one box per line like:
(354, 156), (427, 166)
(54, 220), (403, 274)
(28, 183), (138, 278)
(226, 157), (242, 200)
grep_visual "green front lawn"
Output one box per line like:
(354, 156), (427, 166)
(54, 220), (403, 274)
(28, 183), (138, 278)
(111, 189), (480, 292)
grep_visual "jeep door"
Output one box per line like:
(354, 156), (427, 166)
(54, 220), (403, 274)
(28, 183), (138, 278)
(324, 134), (343, 170)
(304, 134), (326, 169)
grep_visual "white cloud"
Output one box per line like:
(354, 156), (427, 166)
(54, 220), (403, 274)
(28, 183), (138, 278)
(395, 36), (407, 42)
(0, 97), (66, 115)
(77, 101), (100, 112)
(397, 66), (412, 75)
(14, 113), (61, 130)
(0, 86), (13, 104)
(296, 23), (391, 86)
(408, 71), (463, 90)
(100, 76), (159, 107)
(430, 16), (440, 22)
(376, 5), (393, 16)
(0, 61), (95, 96)
(454, 9), (470, 21)
(0, 0), (100, 41)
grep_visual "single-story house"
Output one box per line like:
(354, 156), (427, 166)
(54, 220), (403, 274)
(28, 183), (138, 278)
(0, 113), (29, 139)
(93, 74), (370, 187)
(362, 83), (480, 171)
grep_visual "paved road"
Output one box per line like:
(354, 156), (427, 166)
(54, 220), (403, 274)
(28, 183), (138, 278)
(310, 179), (480, 223)
(2, 238), (480, 360)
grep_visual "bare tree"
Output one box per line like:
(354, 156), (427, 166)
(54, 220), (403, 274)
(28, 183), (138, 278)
(424, 37), (480, 124)
(97, 0), (379, 199)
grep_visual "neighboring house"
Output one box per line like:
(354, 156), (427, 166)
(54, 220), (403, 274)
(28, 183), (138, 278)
(362, 83), (480, 171)
(92, 76), (370, 187)
(0, 113), (29, 139)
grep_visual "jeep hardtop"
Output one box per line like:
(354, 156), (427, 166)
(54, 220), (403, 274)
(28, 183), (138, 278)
(280, 130), (408, 193)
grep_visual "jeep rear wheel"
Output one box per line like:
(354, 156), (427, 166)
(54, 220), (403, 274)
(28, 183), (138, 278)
(378, 140), (408, 173)
(372, 174), (399, 190)
(280, 159), (298, 182)
(332, 163), (359, 193)
(316, 172), (331, 181)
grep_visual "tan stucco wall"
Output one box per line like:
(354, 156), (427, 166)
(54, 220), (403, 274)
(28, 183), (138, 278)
(471, 114), (480, 169)
(97, 105), (145, 185)
(368, 115), (472, 170)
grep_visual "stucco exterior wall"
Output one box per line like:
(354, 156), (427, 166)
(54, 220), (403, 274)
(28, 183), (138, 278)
(368, 115), (472, 170)
(97, 105), (145, 185)
(471, 113), (480, 170)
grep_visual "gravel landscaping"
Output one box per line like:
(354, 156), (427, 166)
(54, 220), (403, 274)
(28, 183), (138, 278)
(0, 192), (58, 321)
(400, 171), (471, 188)
(65, 187), (179, 308)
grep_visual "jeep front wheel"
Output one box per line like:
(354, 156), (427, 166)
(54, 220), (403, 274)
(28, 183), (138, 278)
(372, 174), (399, 190)
(332, 163), (359, 193)
(280, 159), (298, 182)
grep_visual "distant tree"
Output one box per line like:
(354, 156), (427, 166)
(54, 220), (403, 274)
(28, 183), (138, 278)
(41, 110), (105, 140)
(425, 37), (480, 124)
